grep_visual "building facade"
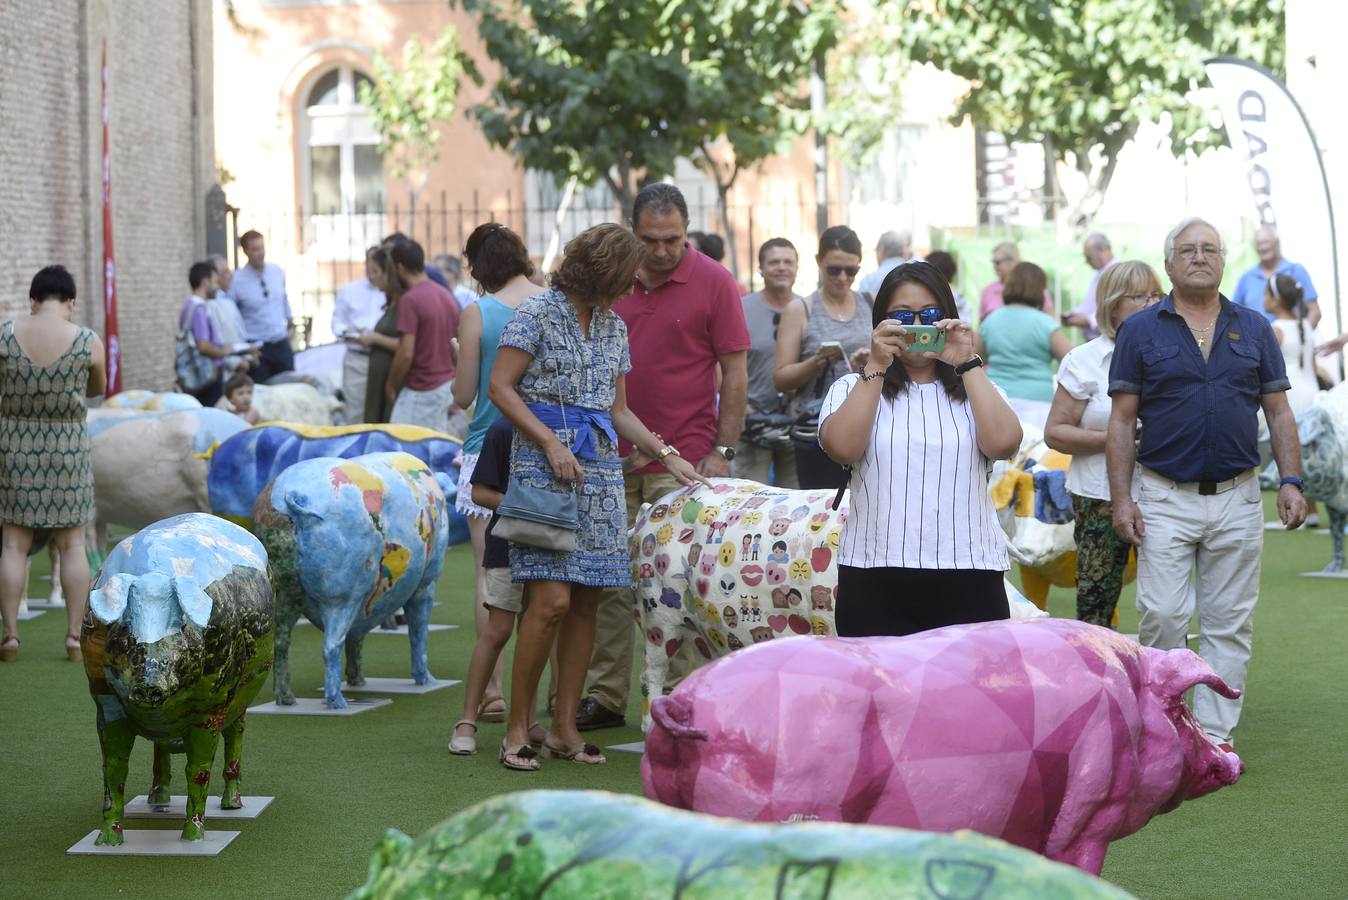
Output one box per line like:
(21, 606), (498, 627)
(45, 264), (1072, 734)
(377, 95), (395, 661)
(0, 0), (215, 391)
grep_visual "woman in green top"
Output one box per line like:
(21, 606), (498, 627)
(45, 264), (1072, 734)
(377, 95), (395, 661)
(978, 262), (1072, 429)
(450, 223), (548, 742)
(357, 244), (406, 424)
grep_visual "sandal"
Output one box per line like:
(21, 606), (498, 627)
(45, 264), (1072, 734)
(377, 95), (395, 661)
(477, 693), (506, 723)
(1, 634), (18, 663)
(499, 740), (540, 772)
(66, 633), (81, 663)
(448, 720), (478, 756)
(541, 740), (606, 766)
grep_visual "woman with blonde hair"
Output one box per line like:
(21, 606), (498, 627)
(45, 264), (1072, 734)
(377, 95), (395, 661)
(356, 243), (407, 423)
(1044, 260), (1163, 626)
(488, 223), (707, 771)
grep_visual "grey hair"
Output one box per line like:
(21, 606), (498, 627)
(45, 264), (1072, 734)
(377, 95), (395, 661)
(1163, 217), (1226, 263)
(1085, 232), (1111, 252)
(208, 253), (229, 271)
(876, 230), (910, 259)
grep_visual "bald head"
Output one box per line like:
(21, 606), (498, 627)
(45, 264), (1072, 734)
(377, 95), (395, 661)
(1254, 226), (1281, 267)
(1083, 233), (1113, 270)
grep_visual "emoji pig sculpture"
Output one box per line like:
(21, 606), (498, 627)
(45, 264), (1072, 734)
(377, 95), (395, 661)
(252, 451), (451, 708)
(643, 619), (1243, 875)
(81, 514), (273, 844)
(632, 479), (1046, 727)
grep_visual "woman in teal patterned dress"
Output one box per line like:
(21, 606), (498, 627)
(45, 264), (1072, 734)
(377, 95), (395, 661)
(489, 224), (706, 770)
(0, 266), (106, 663)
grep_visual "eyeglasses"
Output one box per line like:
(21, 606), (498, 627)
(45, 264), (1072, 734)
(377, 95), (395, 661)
(886, 306), (945, 326)
(259, 275), (270, 300)
(992, 256), (1014, 266)
(825, 265), (860, 278)
(1119, 291), (1163, 306)
(772, 311), (781, 340)
(1175, 244), (1223, 261)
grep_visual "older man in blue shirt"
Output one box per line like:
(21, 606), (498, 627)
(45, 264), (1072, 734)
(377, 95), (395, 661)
(1230, 225), (1320, 327)
(228, 230), (294, 382)
(1106, 217), (1307, 757)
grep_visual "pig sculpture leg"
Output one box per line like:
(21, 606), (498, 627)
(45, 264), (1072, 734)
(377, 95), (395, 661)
(220, 715), (246, 810)
(148, 742), (173, 805)
(270, 592), (303, 706)
(402, 585), (436, 686)
(344, 633), (366, 687)
(181, 725), (221, 840)
(95, 716), (136, 846)
(320, 606), (361, 708)
(1325, 507), (1346, 573)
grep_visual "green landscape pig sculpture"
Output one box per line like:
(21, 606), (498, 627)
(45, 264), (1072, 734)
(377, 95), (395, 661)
(349, 790), (1135, 899)
(81, 513), (273, 844)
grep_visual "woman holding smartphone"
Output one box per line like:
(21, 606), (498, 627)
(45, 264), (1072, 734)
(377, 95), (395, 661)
(774, 225), (873, 489)
(818, 261), (1022, 636)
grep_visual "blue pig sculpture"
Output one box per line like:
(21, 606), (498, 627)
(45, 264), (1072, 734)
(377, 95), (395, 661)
(252, 452), (452, 708)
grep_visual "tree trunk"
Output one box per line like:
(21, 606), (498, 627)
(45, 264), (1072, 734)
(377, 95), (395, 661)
(716, 181), (740, 282)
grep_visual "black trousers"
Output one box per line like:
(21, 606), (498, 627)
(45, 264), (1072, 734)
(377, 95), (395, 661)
(836, 565), (1009, 637)
(189, 371), (224, 408)
(252, 339), (295, 383)
(793, 440), (850, 490)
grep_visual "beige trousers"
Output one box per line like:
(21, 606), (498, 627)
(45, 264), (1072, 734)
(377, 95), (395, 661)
(732, 436), (798, 488)
(341, 349), (370, 424)
(584, 471), (683, 715)
(1134, 467), (1264, 744)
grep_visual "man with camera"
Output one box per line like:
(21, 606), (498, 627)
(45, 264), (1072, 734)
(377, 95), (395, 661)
(735, 237), (800, 487)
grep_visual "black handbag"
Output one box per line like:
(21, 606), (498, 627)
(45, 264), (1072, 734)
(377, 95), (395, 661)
(790, 373), (829, 445)
(743, 408), (794, 448)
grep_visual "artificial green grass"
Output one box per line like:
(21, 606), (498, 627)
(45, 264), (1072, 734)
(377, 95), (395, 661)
(1, 501), (1345, 899)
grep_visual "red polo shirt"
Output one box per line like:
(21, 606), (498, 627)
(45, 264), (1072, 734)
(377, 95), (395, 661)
(615, 245), (750, 473)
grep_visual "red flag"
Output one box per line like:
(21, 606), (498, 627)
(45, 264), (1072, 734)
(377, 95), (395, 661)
(101, 41), (122, 396)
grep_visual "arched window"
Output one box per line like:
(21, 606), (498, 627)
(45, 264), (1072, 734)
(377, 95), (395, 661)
(304, 66), (382, 215)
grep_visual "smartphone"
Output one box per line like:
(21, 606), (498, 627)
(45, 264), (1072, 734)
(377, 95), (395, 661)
(818, 340), (844, 358)
(899, 325), (946, 353)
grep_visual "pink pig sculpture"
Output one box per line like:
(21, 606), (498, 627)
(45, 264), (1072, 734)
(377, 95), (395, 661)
(642, 618), (1242, 875)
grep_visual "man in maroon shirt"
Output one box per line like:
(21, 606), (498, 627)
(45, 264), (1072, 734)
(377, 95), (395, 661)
(577, 183), (750, 730)
(386, 237), (460, 433)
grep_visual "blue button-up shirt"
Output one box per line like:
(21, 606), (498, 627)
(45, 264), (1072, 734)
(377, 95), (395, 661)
(1108, 294), (1290, 483)
(1230, 259), (1317, 322)
(228, 262), (292, 343)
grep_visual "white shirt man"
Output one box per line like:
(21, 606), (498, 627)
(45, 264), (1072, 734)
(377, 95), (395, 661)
(333, 250), (388, 423)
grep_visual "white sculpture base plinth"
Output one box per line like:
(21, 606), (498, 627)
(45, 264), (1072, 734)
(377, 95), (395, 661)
(68, 829), (240, 856)
(124, 795), (274, 820)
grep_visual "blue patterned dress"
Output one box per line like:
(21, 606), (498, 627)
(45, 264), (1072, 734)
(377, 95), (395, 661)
(499, 289), (632, 586)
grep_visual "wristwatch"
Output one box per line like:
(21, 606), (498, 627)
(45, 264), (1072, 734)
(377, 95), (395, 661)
(1279, 475), (1305, 491)
(656, 444), (680, 461)
(716, 445), (737, 461)
(953, 355), (985, 376)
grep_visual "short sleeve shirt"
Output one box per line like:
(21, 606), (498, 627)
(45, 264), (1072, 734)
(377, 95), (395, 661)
(396, 279), (461, 391)
(615, 246), (751, 473)
(980, 306), (1061, 403)
(741, 291), (796, 414)
(180, 297), (223, 369)
(817, 373), (1009, 572)
(470, 417), (513, 569)
(498, 289), (631, 410)
(1055, 336), (1115, 500)
(1108, 294), (1289, 483)
(1231, 260), (1318, 321)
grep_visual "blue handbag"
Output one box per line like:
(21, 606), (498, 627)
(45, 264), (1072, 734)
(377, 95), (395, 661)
(489, 391), (580, 551)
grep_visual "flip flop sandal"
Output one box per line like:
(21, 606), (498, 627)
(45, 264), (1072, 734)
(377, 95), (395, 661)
(1, 635), (18, 663)
(541, 741), (606, 766)
(65, 634), (81, 663)
(499, 740), (540, 772)
(477, 693), (507, 723)
(448, 720), (478, 756)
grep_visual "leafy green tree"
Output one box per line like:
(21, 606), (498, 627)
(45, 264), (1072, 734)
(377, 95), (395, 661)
(887, 0), (1286, 228)
(461, 0), (694, 217)
(359, 26), (480, 228)
(460, 0), (843, 275)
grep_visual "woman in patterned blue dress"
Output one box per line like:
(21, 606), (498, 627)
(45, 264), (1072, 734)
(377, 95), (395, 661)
(489, 224), (706, 770)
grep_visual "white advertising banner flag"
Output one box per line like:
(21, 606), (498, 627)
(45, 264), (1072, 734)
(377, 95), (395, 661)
(1205, 57), (1341, 342)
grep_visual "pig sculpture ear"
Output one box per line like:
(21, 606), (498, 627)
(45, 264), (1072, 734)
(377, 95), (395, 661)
(173, 576), (214, 630)
(89, 573), (134, 625)
(283, 488), (320, 521)
(1150, 648), (1241, 701)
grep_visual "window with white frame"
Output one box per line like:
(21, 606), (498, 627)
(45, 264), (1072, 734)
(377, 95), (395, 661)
(304, 67), (383, 214)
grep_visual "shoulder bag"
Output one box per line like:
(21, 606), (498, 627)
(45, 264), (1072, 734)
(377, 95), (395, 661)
(489, 384), (580, 552)
(174, 298), (215, 393)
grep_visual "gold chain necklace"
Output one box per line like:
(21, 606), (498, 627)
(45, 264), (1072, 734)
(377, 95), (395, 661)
(1187, 317), (1218, 347)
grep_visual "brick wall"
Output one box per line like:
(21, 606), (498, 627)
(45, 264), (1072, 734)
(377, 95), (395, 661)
(0, 0), (213, 391)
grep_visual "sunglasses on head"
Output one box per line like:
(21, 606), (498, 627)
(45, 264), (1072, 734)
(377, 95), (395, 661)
(825, 265), (860, 278)
(886, 306), (945, 326)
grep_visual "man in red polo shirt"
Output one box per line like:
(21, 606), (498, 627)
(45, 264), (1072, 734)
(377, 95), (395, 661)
(577, 183), (750, 730)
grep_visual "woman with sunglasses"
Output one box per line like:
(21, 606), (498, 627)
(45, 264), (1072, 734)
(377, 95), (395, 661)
(773, 225), (873, 489)
(818, 261), (1022, 637)
(1043, 261), (1163, 627)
